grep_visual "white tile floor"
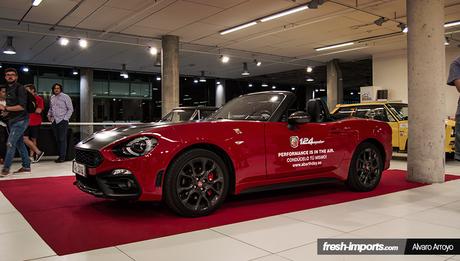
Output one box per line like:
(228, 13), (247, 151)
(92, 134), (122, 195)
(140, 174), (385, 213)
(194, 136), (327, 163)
(0, 159), (459, 261)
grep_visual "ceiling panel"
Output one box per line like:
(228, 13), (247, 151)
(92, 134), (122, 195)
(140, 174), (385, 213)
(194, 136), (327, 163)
(182, 0), (248, 9)
(75, 6), (134, 31)
(135, 0), (222, 31)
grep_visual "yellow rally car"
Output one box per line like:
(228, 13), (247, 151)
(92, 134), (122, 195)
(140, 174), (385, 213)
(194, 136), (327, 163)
(331, 102), (455, 153)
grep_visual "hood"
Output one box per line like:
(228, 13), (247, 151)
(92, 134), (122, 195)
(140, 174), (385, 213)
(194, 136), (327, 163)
(76, 122), (178, 150)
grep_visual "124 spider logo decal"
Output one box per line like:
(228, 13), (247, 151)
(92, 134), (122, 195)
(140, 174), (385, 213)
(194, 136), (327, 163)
(290, 136), (325, 148)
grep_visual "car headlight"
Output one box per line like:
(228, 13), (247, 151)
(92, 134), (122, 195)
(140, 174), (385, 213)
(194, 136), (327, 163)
(115, 137), (158, 157)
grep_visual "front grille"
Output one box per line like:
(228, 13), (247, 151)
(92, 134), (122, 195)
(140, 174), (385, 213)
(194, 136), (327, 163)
(75, 149), (103, 167)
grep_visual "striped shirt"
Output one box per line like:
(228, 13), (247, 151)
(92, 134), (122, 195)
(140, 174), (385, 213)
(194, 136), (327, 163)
(47, 92), (73, 124)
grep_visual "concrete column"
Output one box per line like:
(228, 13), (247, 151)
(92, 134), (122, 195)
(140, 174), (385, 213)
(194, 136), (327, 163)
(215, 80), (226, 107)
(326, 59), (342, 109)
(80, 68), (93, 139)
(161, 35), (180, 117)
(407, 0), (445, 183)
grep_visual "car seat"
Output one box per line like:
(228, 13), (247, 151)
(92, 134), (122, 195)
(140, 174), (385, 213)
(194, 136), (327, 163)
(306, 98), (332, 122)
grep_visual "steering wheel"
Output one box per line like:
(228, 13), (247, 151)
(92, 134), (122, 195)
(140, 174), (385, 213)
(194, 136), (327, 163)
(245, 110), (271, 120)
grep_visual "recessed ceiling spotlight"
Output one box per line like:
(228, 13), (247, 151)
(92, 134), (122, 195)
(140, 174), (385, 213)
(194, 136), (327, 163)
(398, 23), (408, 33)
(248, 83), (253, 87)
(241, 62), (250, 76)
(216, 81), (221, 85)
(22, 66), (29, 73)
(78, 38), (88, 48)
(254, 59), (262, 66)
(149, 46), (158, 55)
(199, 71), (207, 82)
(272, 86), (276, 89)
(306, 66), (313, 73)
(220, 55), (230, 63)
(2, 36), (16, 55)
(194, 79), (199, 84)
(156, 76), (161, 81)
(262, 83), (268, 87)
(306, 78), (315, 82)
(72, 68), (78, 75)
(374, 17), (387, 26)
(58, 37), (69, 46)
(120, 64), (128, 79)
(291, 87), (296, 91)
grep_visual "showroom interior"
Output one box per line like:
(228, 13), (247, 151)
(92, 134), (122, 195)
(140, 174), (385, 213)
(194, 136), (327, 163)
(1, 0), (460, 260)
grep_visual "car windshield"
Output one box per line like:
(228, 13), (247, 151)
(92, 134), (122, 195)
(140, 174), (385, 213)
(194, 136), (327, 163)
(388, 103), (408, 121)
(161, 109), (195, 122)
(208, 93), (285, 121)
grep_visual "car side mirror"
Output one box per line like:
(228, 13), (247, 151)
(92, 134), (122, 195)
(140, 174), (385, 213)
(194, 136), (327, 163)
(288, 111), (311, 125)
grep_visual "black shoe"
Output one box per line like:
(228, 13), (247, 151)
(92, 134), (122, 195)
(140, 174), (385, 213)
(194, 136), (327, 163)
(54, 158), (65, 163)
(33, 151), (45, 163)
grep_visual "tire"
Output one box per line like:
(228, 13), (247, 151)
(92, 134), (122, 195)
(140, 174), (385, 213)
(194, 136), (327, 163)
(346, 142), (383, 192)
(163, 149), (229, 217)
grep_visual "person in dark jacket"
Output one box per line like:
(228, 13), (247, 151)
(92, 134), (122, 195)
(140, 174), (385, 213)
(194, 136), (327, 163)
(0, 68), (31, 176)
(0, 85), (8, 164)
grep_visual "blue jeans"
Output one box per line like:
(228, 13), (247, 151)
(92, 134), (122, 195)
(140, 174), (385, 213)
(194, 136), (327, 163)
(52, 120), (69, 160)
(3, 119), (31, 171)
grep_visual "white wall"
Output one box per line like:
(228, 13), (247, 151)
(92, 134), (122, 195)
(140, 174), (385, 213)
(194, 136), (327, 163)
(373, 48), (460, 118)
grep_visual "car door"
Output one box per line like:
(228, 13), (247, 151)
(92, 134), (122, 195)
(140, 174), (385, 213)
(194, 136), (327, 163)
(265, 121), (347, 179)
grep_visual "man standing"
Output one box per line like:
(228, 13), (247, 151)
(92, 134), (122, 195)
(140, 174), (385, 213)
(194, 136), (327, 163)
(448, 56), (460, 161)
(0, 68), (31, 176)
(47, 83), (73, 163)
(24, 84), (44, 163)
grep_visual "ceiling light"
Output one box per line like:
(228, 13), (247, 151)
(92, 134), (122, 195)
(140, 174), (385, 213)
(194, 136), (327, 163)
(374, 17), (387, 26)
(272, 86), (276, 89)
(32, 0), (43, 6)
(398, 23), (408, 33)
(120, 64), (128, 79)
(194, 79), (199, 83)
(58, 37), (69, 46)
(220, 21), (258, 35)
(262, 83), (268, 87)
(149, 46), (158, 55)
(248, 83), (253, 87)
(260, 4), (309, 22)
(22, 66), (29, 73)
(241, 62), (250, 76)
(156, 76), (161, 81)
(2, 36), (16, 55)
(254, 59), (262, 66)
(306, 66), (313, 73)
(306, 78), (314, 82)
(78, 38), (88, 48)
(445, 20), (460, 28)
(72, 68), (78, 75)
(216, 81), (221, 85)
(350, 92), (354, 95)
(319, 89), (325, 91)
(307, 0), (325, 9)
(0, 63), (2, 68)
(220, 55), (230, 63)
(154, 51), (161, 67)
(315, 42), (354, 51)
(291, 87), (296, 91)
(199, 71), (207, 82)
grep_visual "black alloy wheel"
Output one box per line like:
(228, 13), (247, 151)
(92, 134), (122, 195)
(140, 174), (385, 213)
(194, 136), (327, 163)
(347, 142), (383, 191)
(164, 149), (229, 217)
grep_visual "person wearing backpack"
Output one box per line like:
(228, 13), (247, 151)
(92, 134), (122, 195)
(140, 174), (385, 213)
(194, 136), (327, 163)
(47, 83), (73, 163)
(0, 68), (31, 176)
(23, 84), (44, 163)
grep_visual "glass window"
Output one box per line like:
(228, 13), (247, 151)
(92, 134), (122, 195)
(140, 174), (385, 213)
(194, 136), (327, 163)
(130, 82), (150, 97)
(161, 109), (195, 122)
(110, 81), (130, 96)
(388, 103), (408, 121)
(94, 80), (109, 96)
(333, 105), (390, 122)
(63, 79), (79, 94)
(38, 78), (62, 93)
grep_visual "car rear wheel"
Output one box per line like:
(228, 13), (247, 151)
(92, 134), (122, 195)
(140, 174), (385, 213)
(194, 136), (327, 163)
(164, 149), (229, 217)
(346, 142), (383, 192)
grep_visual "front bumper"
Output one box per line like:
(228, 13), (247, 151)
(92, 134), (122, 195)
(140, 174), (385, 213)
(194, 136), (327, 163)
(74, 172), (141, 200)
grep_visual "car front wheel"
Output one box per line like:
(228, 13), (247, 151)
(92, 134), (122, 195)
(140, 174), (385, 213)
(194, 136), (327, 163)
(164, 149), (229, 217)
(346, 142), (383, 192)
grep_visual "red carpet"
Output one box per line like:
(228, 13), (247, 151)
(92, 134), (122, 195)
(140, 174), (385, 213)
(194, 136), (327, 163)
(0, 170), (459, 255)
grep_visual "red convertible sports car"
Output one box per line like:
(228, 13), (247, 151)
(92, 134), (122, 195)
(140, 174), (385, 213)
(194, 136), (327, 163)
(74, 91), (392, 217)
